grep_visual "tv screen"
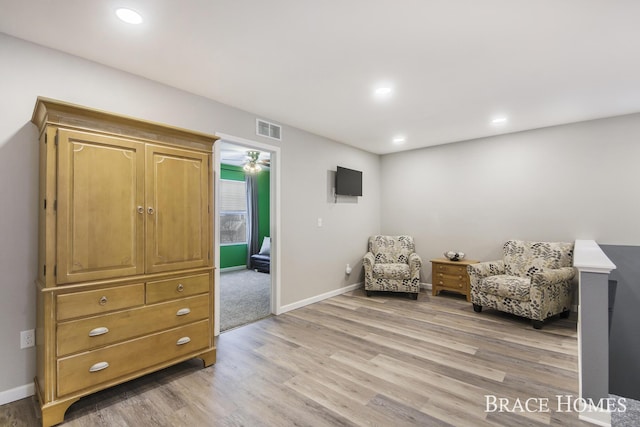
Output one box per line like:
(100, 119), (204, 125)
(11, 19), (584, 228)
(336, 166), (362, 196)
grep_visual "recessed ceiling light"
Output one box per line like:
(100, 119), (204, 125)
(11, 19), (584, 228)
(374, 87), (392, 96)
(492, 117), (507, 124)
(392, 136), (406, 144)
(116, 8), (143, 24)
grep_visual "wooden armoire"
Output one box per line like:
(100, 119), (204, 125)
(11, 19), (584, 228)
(31, 98), (217, 427)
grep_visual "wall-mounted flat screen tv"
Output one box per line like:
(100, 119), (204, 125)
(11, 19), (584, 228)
(335, 166), (362, 196)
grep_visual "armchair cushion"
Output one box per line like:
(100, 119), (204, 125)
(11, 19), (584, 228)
(479, 275), (531, 301)
(373, 263), (411, 280)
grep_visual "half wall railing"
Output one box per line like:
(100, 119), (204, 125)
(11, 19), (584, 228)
(573, 239), (617, 426)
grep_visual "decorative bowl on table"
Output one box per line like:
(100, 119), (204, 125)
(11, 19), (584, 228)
(444, 251), (465, 261)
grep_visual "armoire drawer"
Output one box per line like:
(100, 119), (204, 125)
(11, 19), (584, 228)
(56, 284), (145, 321)
(146, 273), (209, 304)
(57, 294), (209, 357)
(57, 320), (209, 397)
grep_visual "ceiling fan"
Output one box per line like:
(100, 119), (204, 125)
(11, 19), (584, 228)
(220, 146), (271, 171)
(242, 150), (268, 174)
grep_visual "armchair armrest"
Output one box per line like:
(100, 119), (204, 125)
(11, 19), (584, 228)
(468, 260), (505, 301)
(467, 260), (505, 279)
(532, 267), (576, 288)
(363, 252), (375, 271)
(408, 253), (422, 278)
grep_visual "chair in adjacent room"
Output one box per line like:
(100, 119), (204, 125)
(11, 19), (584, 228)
(467, 239), (576, 329)
(363, 235), (422, 299)
(250, 236), (270, 273)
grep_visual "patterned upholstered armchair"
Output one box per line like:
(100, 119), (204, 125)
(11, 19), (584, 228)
(467, 240), (575, 329)
(363, 235), (422, 299)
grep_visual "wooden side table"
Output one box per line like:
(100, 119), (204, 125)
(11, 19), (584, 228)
(430, 258), (478, 301)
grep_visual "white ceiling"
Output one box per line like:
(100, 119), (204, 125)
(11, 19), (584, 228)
(2, 0), (640, 154)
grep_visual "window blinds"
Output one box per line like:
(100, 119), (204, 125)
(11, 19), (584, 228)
(220, 179), (247, 212)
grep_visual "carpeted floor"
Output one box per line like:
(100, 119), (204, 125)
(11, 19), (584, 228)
(220, 269), (271, 332)
(611, 394), (640, 426)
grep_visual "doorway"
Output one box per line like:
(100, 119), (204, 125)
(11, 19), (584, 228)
(214, 134), (280, 334)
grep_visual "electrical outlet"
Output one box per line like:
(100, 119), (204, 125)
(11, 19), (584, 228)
(20, 329), (35, 349)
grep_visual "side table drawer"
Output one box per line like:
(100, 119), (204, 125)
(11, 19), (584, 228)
(57, 320), (209, 397)
(435, 277), (467, 291)
(57, 284), (144, 321)
(57, 294), (209, 356)
(434, 263), (468, 276)
(434, 272), (468, 282)
(146, 273), (210, 304)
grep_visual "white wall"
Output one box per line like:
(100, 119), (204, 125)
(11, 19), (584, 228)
(381, 114), (640, 282)
(0, 34), (380, 398)
(280, 127), (381, 304)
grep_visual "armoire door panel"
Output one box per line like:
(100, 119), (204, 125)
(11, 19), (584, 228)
(57, 130), (145, 283)
(146, 145), (210, 273)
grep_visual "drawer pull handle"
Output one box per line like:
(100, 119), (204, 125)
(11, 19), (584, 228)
(177, 284), (184, 292)
(89, 361), (109, 373)
(148, 207), (155, 215)
(89, 327), (109, 337)
(137, 206), (144, 214)
(176, 336), (191, 346)
(176, 308), (191, 316)
(99, 296), (108, 305)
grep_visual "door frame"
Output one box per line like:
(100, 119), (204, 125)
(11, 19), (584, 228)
(213, 133), (282, 335)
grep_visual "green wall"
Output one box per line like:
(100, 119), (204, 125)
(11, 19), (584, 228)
(257, 167), (270, 249)
(220, 163), (270, 269)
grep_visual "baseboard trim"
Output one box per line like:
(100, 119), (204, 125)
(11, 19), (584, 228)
(0, 382), (34, 406)
(277, 282), (432, 314)
(220, 265), (248, 273)
(578, 403), (611, 427)
(278, 282), (363, 314)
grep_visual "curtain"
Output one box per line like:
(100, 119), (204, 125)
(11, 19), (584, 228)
(246, 173), (260, 266)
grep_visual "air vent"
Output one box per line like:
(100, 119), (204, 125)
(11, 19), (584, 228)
(256, 119), (282, 141)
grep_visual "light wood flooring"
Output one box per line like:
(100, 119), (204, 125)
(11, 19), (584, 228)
(1, 289), (593, 426)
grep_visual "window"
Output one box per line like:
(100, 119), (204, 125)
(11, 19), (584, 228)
(219, 179), (247, 245)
